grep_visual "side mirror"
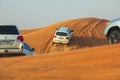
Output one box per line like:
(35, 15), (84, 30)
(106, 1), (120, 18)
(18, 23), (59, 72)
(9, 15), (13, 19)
(56, 27), (58, 30)
(56, 27), (60, 30)
(71, 30), (74, 32)
(31, 48), (35, 51)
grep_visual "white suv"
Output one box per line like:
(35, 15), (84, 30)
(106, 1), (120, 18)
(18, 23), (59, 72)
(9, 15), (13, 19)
(53, 26), (73, 44)
(0, 25), (24, 54)
(104, 18), (120, 44)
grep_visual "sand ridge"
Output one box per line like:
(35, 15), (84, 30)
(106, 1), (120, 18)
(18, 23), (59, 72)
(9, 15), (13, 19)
(22, 17), (109, 53)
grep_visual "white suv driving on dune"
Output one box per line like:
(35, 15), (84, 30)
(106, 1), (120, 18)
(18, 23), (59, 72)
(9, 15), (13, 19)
(104, 18), (120, 44)
(53, 26), (73, 44)
(0, 25), (24, 54)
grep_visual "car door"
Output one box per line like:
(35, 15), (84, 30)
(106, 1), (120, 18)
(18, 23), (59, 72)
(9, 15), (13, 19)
(68, 30), (72, 39)
(23, 43), (34, 55)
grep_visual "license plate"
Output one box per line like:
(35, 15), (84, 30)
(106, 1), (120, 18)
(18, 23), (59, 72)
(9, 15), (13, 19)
(59, 37), (64, 39)
(0, 41), (13, 45)
(58, 42), (62, 43)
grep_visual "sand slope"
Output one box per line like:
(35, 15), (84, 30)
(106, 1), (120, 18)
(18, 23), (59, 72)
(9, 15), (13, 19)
(1, 17), (120, 80)
(20, 28), (41, 35)
(0, 44), (120, 80)
(22, 18), (109, 53)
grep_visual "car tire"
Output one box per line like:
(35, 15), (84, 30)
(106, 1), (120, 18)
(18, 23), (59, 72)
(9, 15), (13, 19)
(108, 30), (120, 44)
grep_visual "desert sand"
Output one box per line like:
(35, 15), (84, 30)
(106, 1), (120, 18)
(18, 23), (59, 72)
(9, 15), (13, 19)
(0, 17), (120, 80)
(22, 18), (109, 53)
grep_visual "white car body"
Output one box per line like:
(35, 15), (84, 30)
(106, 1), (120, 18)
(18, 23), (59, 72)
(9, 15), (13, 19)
(0, 25), (24, 54)
(0, 41), (35, 55)
(53, 27), (73, 44)
(104, 18), (120, 44)
(104, 18), (120, 36)
(0, 41), (23, 54)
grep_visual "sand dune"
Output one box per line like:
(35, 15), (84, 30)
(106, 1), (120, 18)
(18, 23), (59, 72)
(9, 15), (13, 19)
(1, 17), (120, 80)
(20, 28), (41, 35)
(0, 44), (120, 80)
(22, 18), (109, 53)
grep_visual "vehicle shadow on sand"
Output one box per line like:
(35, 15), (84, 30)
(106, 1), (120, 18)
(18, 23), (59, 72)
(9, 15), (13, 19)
(69, 36), (107, 48)
(0, 54), (25, 58)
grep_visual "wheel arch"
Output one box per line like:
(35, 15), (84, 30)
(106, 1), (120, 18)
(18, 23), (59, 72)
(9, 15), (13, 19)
(106, 26), (120, 37)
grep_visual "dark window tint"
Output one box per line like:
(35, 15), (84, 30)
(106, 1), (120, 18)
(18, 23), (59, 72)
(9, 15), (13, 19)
(0, 25), (19, 34)
(56, 32), (67, 36)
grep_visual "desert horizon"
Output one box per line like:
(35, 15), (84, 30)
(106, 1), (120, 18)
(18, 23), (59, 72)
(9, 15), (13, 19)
(1, 17), (120, 80)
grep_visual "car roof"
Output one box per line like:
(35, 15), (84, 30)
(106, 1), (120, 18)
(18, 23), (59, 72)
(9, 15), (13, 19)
(0, 25), (17, 27)
(0, 24), (16, 25)
(57, 27), (70, 33)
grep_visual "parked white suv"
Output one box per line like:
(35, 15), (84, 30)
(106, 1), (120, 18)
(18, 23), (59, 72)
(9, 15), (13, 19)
(0, 25), (24, 54)
(53, 26), (73, 44)
(104, 18), (120, 44)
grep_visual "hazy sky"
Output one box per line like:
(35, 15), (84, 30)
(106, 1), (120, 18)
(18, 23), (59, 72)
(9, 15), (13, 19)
(0, 0), (119, 29)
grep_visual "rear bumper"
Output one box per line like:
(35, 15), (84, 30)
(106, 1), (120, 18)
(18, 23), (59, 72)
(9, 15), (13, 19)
(0, 49), (23, 54)
(53, 39), (69, 44)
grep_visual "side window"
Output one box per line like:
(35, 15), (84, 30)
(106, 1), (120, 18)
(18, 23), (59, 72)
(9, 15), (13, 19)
(24, 43), (32, 51)
(68, 29), (71, 35)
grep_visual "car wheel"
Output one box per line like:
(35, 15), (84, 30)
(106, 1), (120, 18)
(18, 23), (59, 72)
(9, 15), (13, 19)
(108, 30), (120, 44)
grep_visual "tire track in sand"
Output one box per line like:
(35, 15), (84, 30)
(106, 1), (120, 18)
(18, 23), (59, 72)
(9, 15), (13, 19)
(69, 18), (99, 47)
(39, 18), (108, 53)
(71, 19), (108, 48)
(40, 19), (80, 53)
(39, 20), (77, 53)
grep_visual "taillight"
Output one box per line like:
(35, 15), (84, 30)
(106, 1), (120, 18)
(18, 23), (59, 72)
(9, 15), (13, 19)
(66, 36), (69, 39)
(54, 35), (57, 38)
(17, 36), (24, 41)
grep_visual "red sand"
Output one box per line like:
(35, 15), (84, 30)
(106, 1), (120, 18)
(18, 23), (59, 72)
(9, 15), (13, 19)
(1, 18), (120, 80)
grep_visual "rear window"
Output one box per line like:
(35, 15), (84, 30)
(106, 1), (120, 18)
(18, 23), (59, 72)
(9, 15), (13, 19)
(56, 32), (67, 36)
(0, 25), (19, 34)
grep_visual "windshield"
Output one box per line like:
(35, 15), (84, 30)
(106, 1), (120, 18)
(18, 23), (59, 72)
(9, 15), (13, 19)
(56, 32), (67, 36)
(0, 26), (19, 34)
